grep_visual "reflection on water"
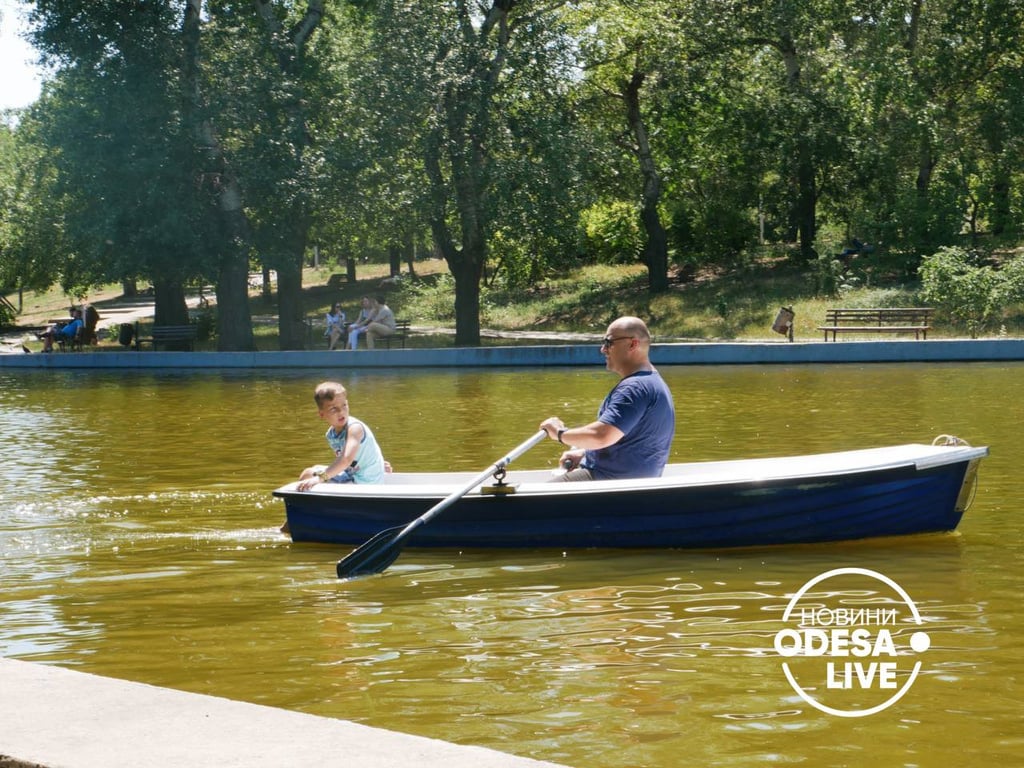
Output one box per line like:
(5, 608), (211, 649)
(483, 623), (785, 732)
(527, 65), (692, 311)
(1, 364), (1022, 767)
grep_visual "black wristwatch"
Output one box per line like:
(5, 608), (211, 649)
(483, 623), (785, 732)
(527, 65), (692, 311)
(557, 428), (567, 444)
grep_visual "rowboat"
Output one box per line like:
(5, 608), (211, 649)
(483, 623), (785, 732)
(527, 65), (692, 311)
(274, 437), (987, 551)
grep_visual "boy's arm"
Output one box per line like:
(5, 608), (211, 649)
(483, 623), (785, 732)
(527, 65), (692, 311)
(320, 422), (364, 480)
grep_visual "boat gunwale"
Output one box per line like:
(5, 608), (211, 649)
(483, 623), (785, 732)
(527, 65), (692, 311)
(272, 443), (988, 500)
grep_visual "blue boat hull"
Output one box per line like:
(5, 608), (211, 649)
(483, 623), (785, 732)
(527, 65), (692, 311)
(275, 451), (982, 549)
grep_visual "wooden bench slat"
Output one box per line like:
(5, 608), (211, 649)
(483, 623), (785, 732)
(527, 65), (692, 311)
(134, 322), (199, 351)
(379, 319), (410, 349)
(818, 308), (933, 341)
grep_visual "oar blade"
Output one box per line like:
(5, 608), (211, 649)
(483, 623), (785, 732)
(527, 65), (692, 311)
(335, 431), (548, 579)
(336, 525), (406, 580)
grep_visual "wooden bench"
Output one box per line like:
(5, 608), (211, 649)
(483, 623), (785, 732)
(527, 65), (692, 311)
(327, 273), (347, 289)
(378, 319), (410, 349)
(134, 322), (199, 351)
(818, 308), (933, 341)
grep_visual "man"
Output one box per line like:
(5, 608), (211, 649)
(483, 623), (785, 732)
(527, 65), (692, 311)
(540, 316), (675, 481)
(365, 295), (397, 349)
(40, 308), (84, 353)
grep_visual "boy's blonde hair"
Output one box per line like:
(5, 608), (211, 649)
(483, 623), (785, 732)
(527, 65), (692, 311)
(314, 381), (347, 408)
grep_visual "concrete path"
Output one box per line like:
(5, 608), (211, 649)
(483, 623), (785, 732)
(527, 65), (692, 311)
(0, 658), (570, 768)
(1, 296), (205, 350)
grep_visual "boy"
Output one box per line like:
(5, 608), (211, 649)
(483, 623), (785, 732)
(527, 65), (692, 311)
(296, 381), (388, 491)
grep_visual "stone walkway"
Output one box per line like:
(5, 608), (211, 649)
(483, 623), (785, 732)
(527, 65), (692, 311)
(0, 658), (571, 768)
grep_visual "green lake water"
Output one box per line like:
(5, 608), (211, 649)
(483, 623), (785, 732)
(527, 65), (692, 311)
(1, 363), (1021, 767)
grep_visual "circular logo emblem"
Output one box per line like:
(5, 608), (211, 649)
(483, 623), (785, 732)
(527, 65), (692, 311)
(774, 567), (930, 718)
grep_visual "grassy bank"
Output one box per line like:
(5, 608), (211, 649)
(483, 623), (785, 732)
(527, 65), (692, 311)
(7, 249), (1023, 351)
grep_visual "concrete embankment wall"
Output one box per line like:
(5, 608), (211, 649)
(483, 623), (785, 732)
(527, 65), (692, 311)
(0, 658), (569, 768)
(2, 338), (1024, 370)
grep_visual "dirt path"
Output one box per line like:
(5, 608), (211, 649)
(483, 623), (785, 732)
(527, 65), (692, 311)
(1, 294), (207, 350)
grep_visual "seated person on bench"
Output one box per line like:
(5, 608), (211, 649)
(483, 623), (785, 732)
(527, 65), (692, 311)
(40, 308), (84, 352)
(325, 303), (346, 350)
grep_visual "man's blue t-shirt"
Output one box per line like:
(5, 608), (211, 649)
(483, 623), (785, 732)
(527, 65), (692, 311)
(59, 318), (83, 339)
(583, 369), (675, 480)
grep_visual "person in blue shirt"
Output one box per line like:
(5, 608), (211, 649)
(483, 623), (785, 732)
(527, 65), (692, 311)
(540, 316), (675, 481)
(296, 381), (389, 491)
(40, 308), (84, 353)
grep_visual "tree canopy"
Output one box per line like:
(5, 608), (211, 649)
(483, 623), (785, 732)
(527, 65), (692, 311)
(2, 0), (1023, 346)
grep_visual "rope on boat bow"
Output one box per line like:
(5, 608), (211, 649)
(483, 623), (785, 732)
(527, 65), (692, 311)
(933, 434), (981, 511)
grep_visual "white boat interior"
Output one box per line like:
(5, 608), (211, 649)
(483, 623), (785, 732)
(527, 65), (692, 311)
(275, 442), (989, 499)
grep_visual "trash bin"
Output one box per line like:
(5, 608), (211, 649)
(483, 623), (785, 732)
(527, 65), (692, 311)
(772, 306), (795, 342)
(118, 322), (135, 347)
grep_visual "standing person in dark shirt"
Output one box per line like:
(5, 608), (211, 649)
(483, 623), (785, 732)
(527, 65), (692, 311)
(540, 316), (675, 481)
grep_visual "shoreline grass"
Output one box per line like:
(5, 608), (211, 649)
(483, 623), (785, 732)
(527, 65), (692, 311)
(7, 250), (1024, 351)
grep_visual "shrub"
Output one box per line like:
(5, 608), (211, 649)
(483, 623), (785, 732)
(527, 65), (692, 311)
(578, 201), (642, 265)
(918, 247), (1002, 338)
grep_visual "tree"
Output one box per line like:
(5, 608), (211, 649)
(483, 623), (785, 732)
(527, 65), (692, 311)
(25, 0), (208, 329)
(225, 0), (327, 350)
(570, 2), (685, 292)
(367, 0), (583, 346)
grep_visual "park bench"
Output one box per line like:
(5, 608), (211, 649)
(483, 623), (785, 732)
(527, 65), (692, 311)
(134, 321), (199, 351)
(818, 308), (933, 341)
(378, 319), (410, 349)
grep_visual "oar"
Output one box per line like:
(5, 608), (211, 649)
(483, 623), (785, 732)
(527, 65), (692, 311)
(336, 430), (547, 579)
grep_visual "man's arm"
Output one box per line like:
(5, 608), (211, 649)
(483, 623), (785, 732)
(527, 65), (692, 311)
(540, 417), (623, 449)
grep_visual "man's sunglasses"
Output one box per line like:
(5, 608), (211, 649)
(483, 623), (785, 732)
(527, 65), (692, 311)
(601, 336), (634, 349)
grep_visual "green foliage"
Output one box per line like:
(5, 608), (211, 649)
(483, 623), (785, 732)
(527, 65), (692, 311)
(919, 247), (1006, 337)
(812, 253), (843, 297)
(399, 274), (458, 323)
(194, 305), (216, 343)
(578, 202), (642, 265)
(4, 0), (1024, 346)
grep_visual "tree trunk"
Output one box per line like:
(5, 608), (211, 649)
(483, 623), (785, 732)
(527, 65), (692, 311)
(623, 71), (669, 293)
(451, 255), (483, 346)
(991, 171), (1011, 236)
(388, 245), (402, 277)
(261, 264), (272, 301)
(914, 139), (936, 252)
(215, 245), (256, 352)
(417, 1), (520, 347)
(254, 0), (324, 352)
(779, 37), (817, 262)
(152, 275), (190, 350)
(152, 277), (188, 326)
(796, 145), (817, 261)
(403, 235), (417, 277)
(425, 107), (487, 347)
(183, 0), (255, 351)
(276, 257), (307, 350)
